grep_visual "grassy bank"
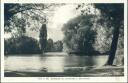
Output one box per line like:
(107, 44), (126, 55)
(4, 66), (124, 77)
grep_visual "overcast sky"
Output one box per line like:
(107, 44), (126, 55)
(47, 4), (79, 41)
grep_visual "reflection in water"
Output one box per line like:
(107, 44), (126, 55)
(65, 55), (108, 67)
(40, 56), (65, 72)
(4, 53), (108, 72)
(5, 56), (43, 72)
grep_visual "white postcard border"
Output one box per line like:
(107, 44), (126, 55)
(1, 0), (127, 82)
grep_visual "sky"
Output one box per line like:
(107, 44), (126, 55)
(47, 4), (79, 42)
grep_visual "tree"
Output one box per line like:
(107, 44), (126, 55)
(39, 24), (47, 53)
(4, 36), (40, 55)
(46, 38), (54, 52)
(94, 4), (124, 65)
(62, 15), (97, 54)
(53, 41), (63, 52)
(4, 4), (48, 32)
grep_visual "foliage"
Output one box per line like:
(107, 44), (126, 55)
(62, 15), (97, 54)
(4, 3), (47, 32)
(94, 4), (124, 23)
(46, 39), (63, 52)
(4, 36), (40, 55)
(53, 41), (63, 52)
(92, 24), (113, 53)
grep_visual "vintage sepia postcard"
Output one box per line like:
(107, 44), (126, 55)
(1, 0), (127, 82)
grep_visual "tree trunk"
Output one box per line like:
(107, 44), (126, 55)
(106, 24), (120, 65)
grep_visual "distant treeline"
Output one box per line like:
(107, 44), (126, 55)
(4, 36), (63, 55)
(45, 38), (63, 52)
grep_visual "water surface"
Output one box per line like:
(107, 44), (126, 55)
(5, 52), (108, 72)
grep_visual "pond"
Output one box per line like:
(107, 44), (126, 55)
(5, 52), (108, 73)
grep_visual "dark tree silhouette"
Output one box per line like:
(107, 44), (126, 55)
(94, 4), (124, 65)
(39, 24), (47, 53)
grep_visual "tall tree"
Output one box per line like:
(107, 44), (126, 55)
(39, 24), (47, 53)
(94, 4), (124, 65)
